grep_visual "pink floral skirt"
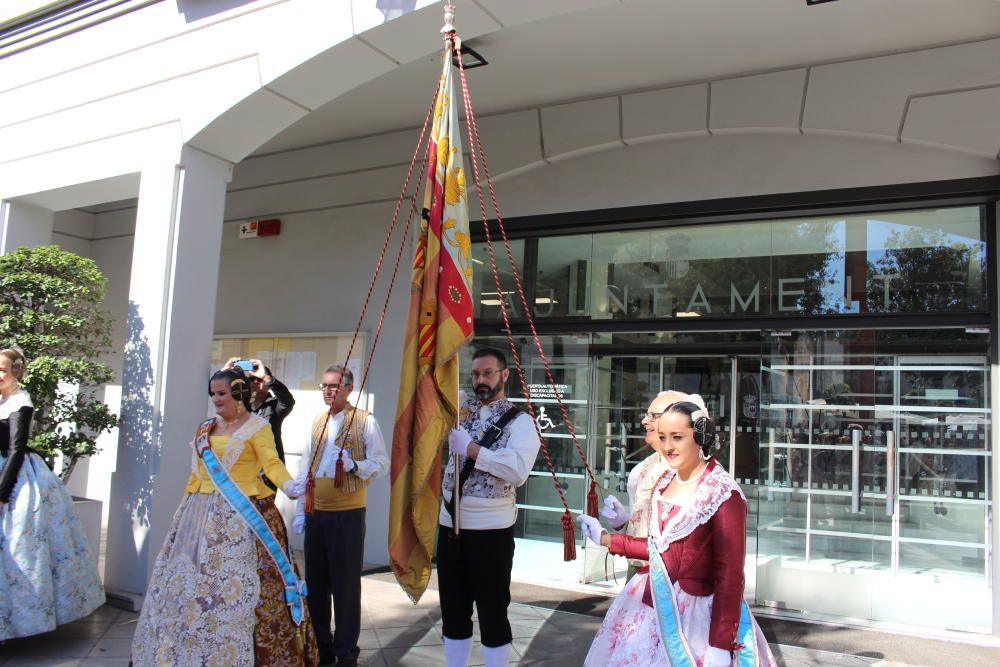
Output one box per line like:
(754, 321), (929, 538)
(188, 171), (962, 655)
(584, 572), (775, 666)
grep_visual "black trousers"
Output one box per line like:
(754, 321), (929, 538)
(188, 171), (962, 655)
(304, 508), (366, 659)
(436, 524), (515, 648)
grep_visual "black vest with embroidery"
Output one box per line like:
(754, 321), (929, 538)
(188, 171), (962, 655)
(442, 397), (519, 500)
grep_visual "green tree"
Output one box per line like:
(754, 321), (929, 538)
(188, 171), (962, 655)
(0, 245), (119, 482)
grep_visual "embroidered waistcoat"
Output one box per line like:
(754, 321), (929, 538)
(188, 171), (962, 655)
(309, 406), (371, 494)
(442, 397), (518, 500)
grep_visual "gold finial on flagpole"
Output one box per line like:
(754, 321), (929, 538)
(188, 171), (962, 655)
(442, 2), (456, 35)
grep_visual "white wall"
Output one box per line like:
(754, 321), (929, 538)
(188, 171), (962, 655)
(493, 133), (1000, 217)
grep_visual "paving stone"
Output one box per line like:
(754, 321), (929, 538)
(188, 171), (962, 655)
(99, 620), (137, 639)
(379, 644), (449, 666)
(374, 624), (443, 649)
(86, 638), (133, 659)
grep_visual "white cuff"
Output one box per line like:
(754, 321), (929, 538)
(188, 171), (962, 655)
(354, 459), (376, 480)
(703, 646), (733, 667)
(282, 478), (305, 498)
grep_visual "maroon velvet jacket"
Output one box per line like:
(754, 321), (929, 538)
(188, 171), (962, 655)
(608, 459), (747, 651)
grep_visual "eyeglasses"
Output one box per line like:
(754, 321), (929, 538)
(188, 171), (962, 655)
(643, 411), (664, 421)
(470, 369), (502, 381)
(319, 383), (341, 391)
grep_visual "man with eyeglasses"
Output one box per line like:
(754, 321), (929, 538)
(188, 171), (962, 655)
(293, 364), (388, 667)
(601, 389), (688, 580)
(439, 348), (541, 667)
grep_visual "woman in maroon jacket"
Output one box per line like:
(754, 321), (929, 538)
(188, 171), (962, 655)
(579, 399), (775, 667)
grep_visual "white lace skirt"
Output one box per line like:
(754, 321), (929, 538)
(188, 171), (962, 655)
(0, 452), (105, 641)
(584, 571), (774, 666)
(131, 492), (260, 667)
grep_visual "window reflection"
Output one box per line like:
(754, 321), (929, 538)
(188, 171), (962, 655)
(472, 239), (525, 320)
(472, 206), (986, 320)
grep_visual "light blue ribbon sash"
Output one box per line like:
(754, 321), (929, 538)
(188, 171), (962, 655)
(197, 421), (308, 625)
(648, 536), (760, 666)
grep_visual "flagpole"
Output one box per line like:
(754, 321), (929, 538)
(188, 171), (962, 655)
(444, 0), (460, 539)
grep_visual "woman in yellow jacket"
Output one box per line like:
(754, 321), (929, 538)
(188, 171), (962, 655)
(132, 368), (319, 667)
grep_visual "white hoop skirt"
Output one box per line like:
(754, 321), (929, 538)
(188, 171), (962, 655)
(585, 572), (774, 666)
(0, 451), (105, 641)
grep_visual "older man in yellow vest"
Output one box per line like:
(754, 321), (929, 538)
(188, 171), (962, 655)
(294, 364), (388, 667)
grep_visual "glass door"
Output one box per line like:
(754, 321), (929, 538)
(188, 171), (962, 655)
(870, 348), (992, 630)
(587, 355), (664, 584)
(755, 329), (992, 632)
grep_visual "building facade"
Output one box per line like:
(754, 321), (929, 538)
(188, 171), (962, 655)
(1, 0), (999, 640)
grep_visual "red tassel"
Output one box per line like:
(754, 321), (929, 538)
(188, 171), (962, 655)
(562, 511), (577, 561)
(586, 481), (599, 518)
(304, 473), (315, 515)
(334, 454), (346, 488)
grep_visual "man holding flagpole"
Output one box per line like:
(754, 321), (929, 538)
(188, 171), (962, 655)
(438, 348), (540, 667)
(387, 8), (475, 614)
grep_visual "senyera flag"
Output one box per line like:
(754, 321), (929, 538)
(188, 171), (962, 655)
(389, 37), (474, 603)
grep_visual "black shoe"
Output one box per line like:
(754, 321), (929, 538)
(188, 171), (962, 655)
(318, 652), (337, 666)
(336, 646), (361, 667)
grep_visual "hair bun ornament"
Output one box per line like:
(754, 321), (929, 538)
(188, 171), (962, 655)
(1, 346), (28, 379)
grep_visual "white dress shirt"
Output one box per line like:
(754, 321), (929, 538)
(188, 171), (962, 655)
(439, 407), (541, 530)
(294, 410), (389, 519)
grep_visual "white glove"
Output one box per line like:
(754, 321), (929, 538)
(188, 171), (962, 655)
(318, 448), (356, 476)
(335, 450), (357, 473)
(283, 477), (307, 499)
(448, 427), (473, 458)
(703, 646), (733, 667)
(576, 513), (606, 546)
(601, 496), (629, 529)
(292, 513), (306, 535)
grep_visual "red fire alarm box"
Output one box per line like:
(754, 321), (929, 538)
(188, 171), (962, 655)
(257, 218), (281, 236)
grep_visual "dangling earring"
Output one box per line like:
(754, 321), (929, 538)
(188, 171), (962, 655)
(699, 448), (711, 461)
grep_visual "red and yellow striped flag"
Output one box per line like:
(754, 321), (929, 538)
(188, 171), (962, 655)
(389, 40), (474, 602)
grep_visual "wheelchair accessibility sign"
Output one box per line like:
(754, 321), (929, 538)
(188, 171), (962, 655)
(535, 406), (557, 431)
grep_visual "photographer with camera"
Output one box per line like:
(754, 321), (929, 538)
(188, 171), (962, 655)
(225, 357), (296, 482)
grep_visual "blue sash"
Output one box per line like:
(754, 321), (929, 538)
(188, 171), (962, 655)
(196, 419), (308, 625)
(648, 536), (760, 666)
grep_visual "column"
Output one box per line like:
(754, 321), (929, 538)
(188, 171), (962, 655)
(0, 199), (54, 253)
(992, 202), (1000, 638)
(103, 146), (233, 606)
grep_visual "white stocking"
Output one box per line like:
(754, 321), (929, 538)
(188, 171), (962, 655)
(444, 636), (473, 667)
(482, 643), (511, 667)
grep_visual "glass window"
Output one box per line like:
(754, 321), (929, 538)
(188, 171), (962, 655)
(471, 239), (525, 320)
(480, 205), (986, 321)
(535, 234), (593, 317)
(864, 208), (986, 313)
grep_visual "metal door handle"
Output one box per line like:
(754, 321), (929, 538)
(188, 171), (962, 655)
(850, 427), (862, 513)
(885, 430), (896, 516)
(767, 427), (775, 501)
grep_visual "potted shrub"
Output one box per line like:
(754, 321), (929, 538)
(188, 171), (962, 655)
(0, 245), (120, 555)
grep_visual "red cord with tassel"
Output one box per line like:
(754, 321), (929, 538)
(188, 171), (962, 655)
(562, 511), (576, 562)
(304, 472), (316, 515)
(334, 451), (346, 488)
(586, 481), (599, 518)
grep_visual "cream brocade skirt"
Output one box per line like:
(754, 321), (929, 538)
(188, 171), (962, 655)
(132, 492), (261, 667)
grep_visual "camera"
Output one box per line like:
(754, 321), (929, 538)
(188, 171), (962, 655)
(235, 360), (257, 373)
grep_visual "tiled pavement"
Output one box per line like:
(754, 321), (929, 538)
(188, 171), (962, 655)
(0, 572), (991, 666)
